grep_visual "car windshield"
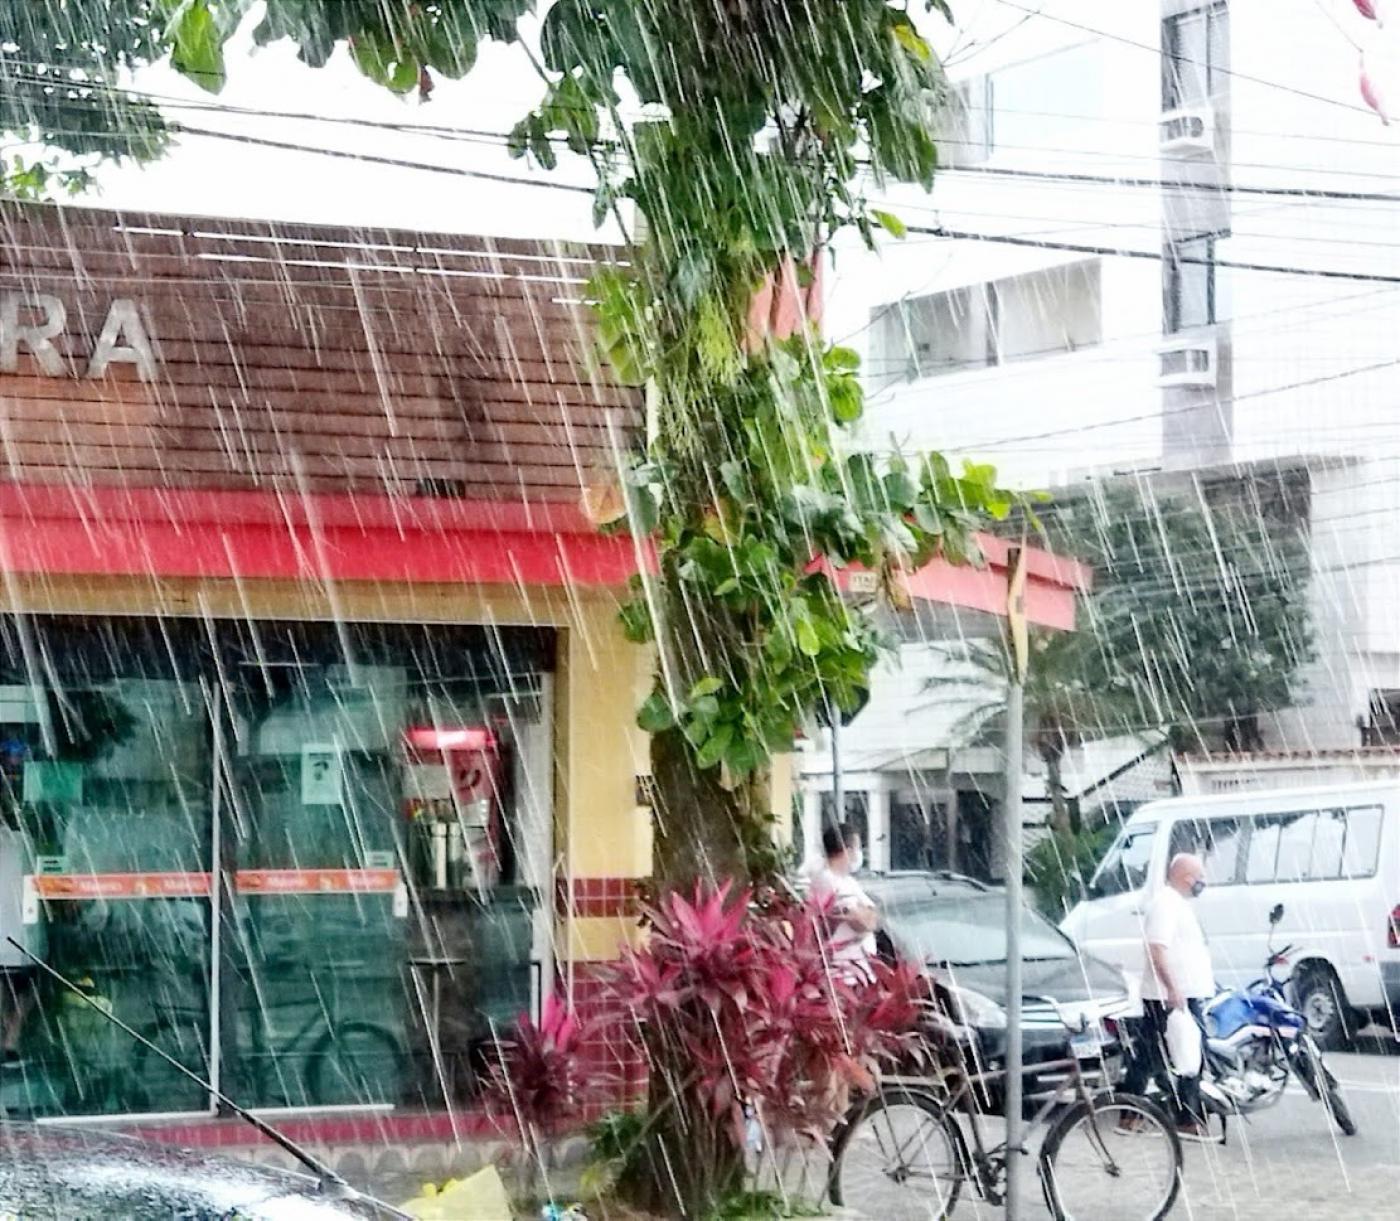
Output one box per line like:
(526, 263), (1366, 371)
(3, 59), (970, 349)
(885, 893), (1077, 966)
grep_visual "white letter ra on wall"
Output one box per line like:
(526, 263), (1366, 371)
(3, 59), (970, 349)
(0, 294), (67, 376)
(86, 299), (157, 382)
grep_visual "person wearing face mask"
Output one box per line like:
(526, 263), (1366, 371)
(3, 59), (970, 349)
(809, 822), (878, 980)
(1120, 852), (1214, 1140)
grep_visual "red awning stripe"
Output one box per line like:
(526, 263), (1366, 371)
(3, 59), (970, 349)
(0, 483), (1088, 626)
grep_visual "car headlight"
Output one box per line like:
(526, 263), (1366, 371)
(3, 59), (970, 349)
(948, 985), (1008, 1030)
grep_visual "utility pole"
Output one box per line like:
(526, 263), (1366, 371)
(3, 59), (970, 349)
(1003, 546), (1028, 1220)
(830, 699), (844, 828)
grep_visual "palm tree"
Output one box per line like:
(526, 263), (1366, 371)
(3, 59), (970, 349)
(921, 629), (1141, 835)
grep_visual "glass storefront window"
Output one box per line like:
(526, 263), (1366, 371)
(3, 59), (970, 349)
(0, 616), (553, 1120)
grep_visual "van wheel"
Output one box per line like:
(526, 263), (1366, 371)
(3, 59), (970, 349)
(1295, 964), (1352, 1051)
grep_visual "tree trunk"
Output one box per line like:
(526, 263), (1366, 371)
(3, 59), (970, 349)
(1222, 711), (1262, 754)
(1045, 748), (1072, 836)
(635, 504), (785, 1214)
(651, 727), (756, 888)
(640, 714), (775, 1215)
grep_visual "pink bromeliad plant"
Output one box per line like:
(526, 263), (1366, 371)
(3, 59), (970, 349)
(483, 992), (591, 1195)
(484, 882), (924, 1214)
(611, 882), (925, 1210)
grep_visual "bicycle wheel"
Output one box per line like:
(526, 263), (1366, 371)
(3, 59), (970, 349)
(1039, 1091), (1181, 1221)
(305, 1021), (407, 1107)
(829, 1085), (966, 1220)
(125, 1015), (209, 1115)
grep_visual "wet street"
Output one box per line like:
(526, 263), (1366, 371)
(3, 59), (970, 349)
(1164, 1049), (1400, 1221)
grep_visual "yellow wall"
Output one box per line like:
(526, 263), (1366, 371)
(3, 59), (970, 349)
(554, 597), (652, 881)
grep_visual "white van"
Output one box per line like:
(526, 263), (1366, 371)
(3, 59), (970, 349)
(1060, 782), (1400, 1049)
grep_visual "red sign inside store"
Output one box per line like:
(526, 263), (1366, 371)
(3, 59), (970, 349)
(30, 869), (400, 899)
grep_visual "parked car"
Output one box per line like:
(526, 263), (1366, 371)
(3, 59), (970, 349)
(0, 1123), (406, 1218)
(1061, 782), (1400, 1049)
(859, 871), (1132, 1106)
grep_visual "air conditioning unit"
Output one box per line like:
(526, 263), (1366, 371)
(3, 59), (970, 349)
(1160, 106), (1216, 156)
(1158, 334), (1217, 388)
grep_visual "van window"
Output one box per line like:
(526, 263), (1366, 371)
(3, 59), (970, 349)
(1245, 814), (1284, 883)
(1275, 811), (1319, 881)
(1090, 823), (1156, 897)
(1342, 805), (1383, 878)
(1242, 805), (1383, 884)
(1310, 810), (1346, 880)
(1168, 816), (1245, 885)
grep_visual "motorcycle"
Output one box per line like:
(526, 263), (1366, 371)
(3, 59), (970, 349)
(1194, 902), (1357, 1138)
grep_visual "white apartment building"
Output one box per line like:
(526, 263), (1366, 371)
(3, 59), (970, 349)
(802, 0), (1400, 870)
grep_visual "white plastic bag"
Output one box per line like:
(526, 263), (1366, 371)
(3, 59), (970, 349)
(1165, 1007), (1202, 1078)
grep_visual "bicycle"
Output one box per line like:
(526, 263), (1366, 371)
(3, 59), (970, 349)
(124, 960), (407, 1113)
(829, 1004), (1183, 1221)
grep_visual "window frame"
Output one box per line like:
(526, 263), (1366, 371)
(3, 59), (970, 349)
(1166, 813), (1248, 887)
(1088, 821), (1158, 899)
(1164, 234), (1216, 334)
(877, 259), (1103, 382)
(1237, 804), (1385, 886)
(1162, 2), (1229, 113)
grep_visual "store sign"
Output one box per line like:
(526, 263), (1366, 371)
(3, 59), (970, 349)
(23, 868), (404, 920)
(301, 742), (344, 806)
(0, 293), (158, 381)
(236, 868), (399, 895)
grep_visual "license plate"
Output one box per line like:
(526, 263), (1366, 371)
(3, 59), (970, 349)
(1070, 1030), (1105, 1059)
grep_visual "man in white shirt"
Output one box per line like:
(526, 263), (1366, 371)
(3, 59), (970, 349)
(1122, 852), (1214, 1140)
(808, 823), (878, 980)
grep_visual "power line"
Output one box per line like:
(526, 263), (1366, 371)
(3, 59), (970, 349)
(991, 0), (1374, 119)
(903, 222), (1400, 286)
(930, 161), (1400, 206)
(11, 48), (1400, 155)
(980, 355), (1400, 449)
(98, 119), (599, 196)
(11, 65), (1400, 210)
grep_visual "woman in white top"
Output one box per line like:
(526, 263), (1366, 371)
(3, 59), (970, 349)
(808, 823), (878, 979)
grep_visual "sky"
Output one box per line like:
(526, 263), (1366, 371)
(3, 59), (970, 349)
(87, 12), (619, 243)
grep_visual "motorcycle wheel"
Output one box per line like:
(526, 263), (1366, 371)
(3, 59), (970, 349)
(1294, 1036), (1358, 1137)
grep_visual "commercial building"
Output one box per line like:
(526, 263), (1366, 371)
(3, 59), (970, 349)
(0, 202), (658, 1178)
(0, 202), (1084, 1180)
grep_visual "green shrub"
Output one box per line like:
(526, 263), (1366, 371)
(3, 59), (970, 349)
(1025, 824), (1116, 919)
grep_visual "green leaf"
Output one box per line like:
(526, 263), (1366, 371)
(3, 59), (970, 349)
(912, 501), (946, 535)
(166, 1), (228, 92)
(795, 618), (821, 658)
(892, 22), (932, 63)
(347, 31), (419, 94)
(829, 377), (863, 424)
(723, 735), (762, 778)
(689, 676), (724, 699)
(884, 470), (918, 511)
(627, 484), (660, 535)
(618, 600), (653, 644)
(637, 691), (675, 733)
(872, 209), (908, 239)
(825, 346), (861, 373)
(695, 724), (733, 770)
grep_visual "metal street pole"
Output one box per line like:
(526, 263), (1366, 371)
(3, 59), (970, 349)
(1003, 676), (1025, 1219)
(1003, 546), (1029, 1221)
(830, 702), (844, 827)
